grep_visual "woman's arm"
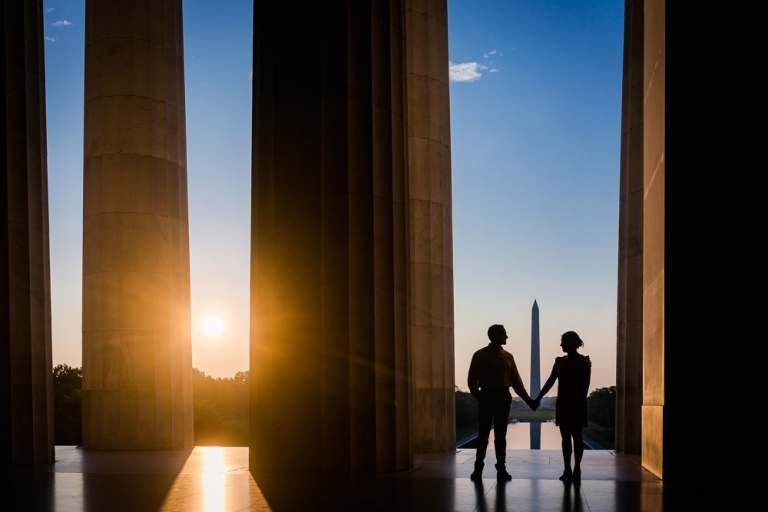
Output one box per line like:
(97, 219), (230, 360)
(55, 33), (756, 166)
(535, 359), (559, 402)
(580, 356), (592, 400)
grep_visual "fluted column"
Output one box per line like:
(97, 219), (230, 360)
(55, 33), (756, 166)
(81, 0), (193, 450)
(405, 0), (455, 454)
(616, 0), (643, 456)
(0, 0), (54, 467)
(251, 0), (412, 474)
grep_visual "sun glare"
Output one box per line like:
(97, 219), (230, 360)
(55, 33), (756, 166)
(202, 316), (224, 336)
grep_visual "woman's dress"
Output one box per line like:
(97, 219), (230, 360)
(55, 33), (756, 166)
(544, 354), (591, 428)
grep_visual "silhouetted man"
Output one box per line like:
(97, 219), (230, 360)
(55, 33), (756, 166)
(468, 324), (536, 480)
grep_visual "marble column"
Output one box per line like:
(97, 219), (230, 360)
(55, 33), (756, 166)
(0, 0), (54, 467)
(81, 0), (193, 450)
(632, 0), (762, 484)
(640, 0), (664, 479)
(251, 0), (411, 475)
(252, 0), (454, 474)
(615, 0), (643, 457)
(405, 0), (455, 455)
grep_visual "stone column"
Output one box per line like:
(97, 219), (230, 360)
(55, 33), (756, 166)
(81, 0), (193, 450)
(0, 0), (54, 467)
(632, 0), (762, 484)
(252, 0), (454, 476)
(640, 0), (664, 479)
(405, 0), (455, 454)
(615, 0), (643, 457)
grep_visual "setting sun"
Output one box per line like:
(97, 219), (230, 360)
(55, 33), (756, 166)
(202, 316), (224, 336)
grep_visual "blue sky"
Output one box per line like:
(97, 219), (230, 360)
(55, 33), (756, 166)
(43, 0), (624, 392)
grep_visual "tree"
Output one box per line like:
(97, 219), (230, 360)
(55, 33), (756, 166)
(587, 386), (616, 429)
(53, 364), (82, 445)
(455, 387), (478, 439)
(192, 368), (249, 446)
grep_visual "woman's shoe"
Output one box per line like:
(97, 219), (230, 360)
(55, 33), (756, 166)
(571, 469), (581, 482)
(559, 469), (572, 481)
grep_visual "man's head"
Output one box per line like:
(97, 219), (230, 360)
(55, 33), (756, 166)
(487, 324), (508, 345)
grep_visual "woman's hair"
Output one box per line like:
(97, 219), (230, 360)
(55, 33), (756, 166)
(561, 331), (584, 349)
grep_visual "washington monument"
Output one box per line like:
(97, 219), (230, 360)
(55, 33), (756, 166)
(531, 300), (541, 398)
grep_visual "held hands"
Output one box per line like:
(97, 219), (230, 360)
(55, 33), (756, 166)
(525, 397), (541, 411)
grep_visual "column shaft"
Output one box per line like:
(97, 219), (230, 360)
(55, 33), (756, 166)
(641, 0), (664, 478)
(615, 0), (643, 456)
(405, 0), (455, 454)
(638, 0), (762, 484)
(0, 0), (54, 467)
(251, 0), (414, 474)
(81, 0), (193, 450)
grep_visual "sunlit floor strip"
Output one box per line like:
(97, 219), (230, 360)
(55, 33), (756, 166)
(160, 447), (272, 511)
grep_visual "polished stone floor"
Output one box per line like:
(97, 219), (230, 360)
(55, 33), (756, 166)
(1, 446), (728, 511)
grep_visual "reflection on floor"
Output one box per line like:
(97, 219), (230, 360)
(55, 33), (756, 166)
(1, 446), (728, 511)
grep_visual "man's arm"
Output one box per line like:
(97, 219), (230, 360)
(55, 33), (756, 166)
(467, 354), (481, 401)
(507, 356), (534, 407)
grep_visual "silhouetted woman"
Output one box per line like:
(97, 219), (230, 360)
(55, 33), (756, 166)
(535, 331), (591, 481)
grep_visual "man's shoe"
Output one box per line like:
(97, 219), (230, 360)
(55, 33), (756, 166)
(495, 463), (512, 480)
(470, 462), (484, 480)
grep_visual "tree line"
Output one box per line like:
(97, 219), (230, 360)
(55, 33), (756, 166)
(53, 365), (616, 446)
(52, 364), (249, 446)
(455, 385), (616, 440)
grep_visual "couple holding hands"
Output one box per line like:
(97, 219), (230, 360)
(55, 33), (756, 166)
(467, 325), (591, 482)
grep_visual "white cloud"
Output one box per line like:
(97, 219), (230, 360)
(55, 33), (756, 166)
(45, 36), (57, 42)
(449, 62), (488, 83)
(46, 7), (55, 13)
(489, 49), (497, 55)
(52, 20), (72, 27)
(490, 68), (499, 73)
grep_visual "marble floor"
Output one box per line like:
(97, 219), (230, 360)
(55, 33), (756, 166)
(1, 447), (728, 511)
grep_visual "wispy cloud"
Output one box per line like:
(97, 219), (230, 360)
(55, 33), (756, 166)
(52, 20), (72, 27)
(46, 7), (55, 13)
(449, 62), (488, 83)
(45, 36), (57, 42)
(490, 68), (499, 73)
